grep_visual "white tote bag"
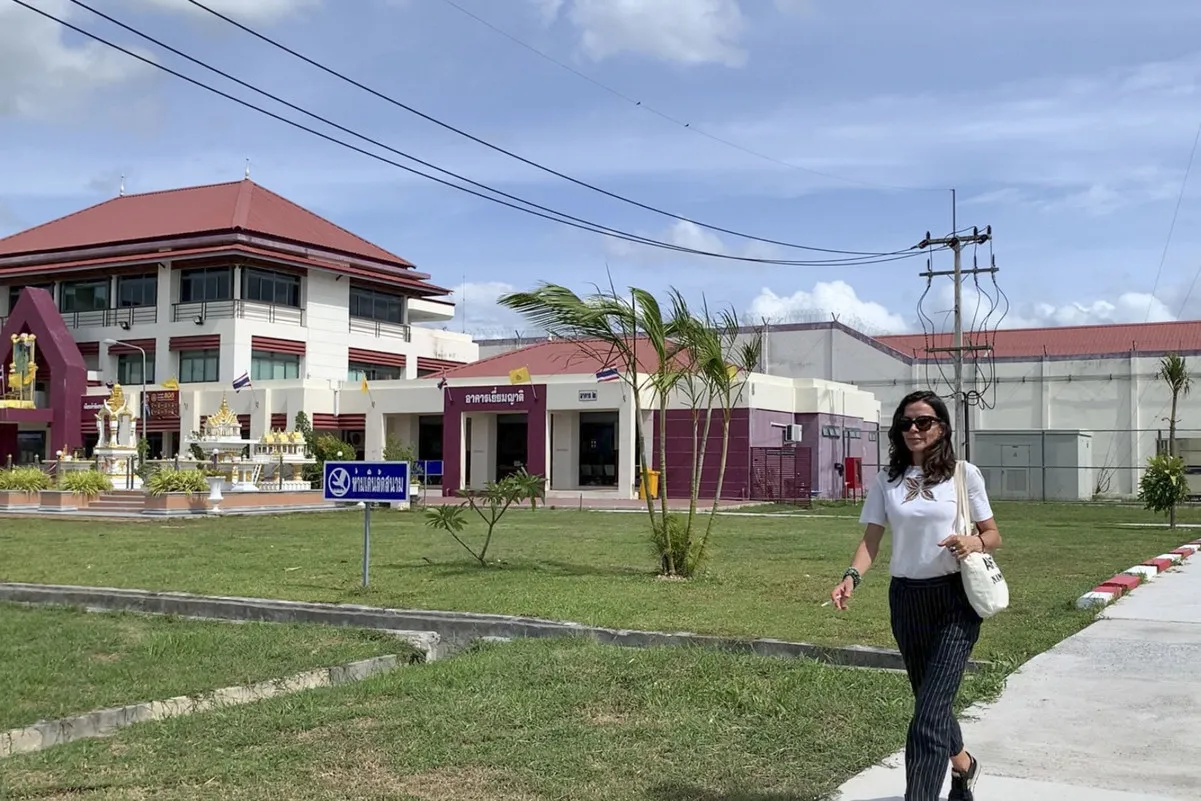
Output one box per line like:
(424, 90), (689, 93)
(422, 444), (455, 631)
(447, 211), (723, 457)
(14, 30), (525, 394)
(954, 461), (1009, 619)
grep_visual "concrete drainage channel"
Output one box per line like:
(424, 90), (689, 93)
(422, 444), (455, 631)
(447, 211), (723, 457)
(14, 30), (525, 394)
(0, 582), (988, 674)
(1, 653), (414, 758)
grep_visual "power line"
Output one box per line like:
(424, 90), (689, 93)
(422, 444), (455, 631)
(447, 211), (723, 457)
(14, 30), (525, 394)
(1144, 112), (1201, 322)
(23, 0), (933, 268)
(177, 0), (909, 257)
(436, 0), (945, 196)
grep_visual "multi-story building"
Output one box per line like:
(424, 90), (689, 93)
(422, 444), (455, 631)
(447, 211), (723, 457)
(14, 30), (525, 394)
(0, 179), (476, 461)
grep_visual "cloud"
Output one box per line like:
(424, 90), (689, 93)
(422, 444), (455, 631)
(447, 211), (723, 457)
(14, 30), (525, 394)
(605, 220), (783, 266)
(129, 0), (318, 22)
(0, 0), (151, 119)
(938, 282), (1177, 330)
(545, 0), (747, 67)
(748, 281), (911, 334)
(443, 281), (535, 337)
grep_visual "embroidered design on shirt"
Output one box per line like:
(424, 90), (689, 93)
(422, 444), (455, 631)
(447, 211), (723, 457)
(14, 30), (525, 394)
(902, 474), (936, 503)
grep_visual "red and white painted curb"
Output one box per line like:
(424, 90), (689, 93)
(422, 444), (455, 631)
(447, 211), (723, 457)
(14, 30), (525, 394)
(1076, 539), (1201, 609)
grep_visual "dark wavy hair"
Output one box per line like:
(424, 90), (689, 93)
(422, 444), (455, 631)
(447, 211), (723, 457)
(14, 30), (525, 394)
(886, 389), (957, 484)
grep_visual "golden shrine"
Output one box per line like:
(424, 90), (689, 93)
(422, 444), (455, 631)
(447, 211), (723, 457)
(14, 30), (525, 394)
(1, 333), (38, 409)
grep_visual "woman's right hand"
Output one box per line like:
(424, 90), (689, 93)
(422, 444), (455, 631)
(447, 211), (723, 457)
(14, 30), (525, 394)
(830, 577), (855, 611)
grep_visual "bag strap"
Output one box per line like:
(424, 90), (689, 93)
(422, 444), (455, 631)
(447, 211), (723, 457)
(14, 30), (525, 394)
(953, 461), (971, 536)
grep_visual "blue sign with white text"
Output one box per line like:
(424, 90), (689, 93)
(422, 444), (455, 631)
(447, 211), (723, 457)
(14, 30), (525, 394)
(323, 461), (410, 503)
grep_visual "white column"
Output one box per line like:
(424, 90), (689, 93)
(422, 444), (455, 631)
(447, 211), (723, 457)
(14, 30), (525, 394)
(551, 412), (578, 490)
(1039, 357), (1051, 428)
(249, 387), (270, 441)
(468, 413), (496, 488)
(404, 355), (417, 380)
(617, 402), (637, 499)
(364, 411), (385, 460)
(1128, 353), (1141, 496)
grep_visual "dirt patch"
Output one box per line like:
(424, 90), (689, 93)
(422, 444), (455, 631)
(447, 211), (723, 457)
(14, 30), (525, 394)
(296, 716), (379, 743)
(579, 701), (647, 728)
(92, 652), (121, 663)
(392, 767), (540, 801)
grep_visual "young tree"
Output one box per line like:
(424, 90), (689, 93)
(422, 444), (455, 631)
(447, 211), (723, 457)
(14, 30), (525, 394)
(424, 470), (545, 566)
(1139, 454), (1189, 527)
(1158, 352), (1191, 527)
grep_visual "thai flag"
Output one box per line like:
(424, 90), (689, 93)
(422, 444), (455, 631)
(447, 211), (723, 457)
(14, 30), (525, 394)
(232, 372), (252, 392)
(595, 367), (620, 383)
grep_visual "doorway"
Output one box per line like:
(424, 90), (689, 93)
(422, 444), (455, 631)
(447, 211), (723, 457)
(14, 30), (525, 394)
(17, 430), (46, 464)
(579, 412), (618, 487)
(495, 413), (528, 479)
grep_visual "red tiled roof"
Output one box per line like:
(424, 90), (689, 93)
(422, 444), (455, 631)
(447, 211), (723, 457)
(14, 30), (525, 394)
(0, 244), (448, 295)
(0, 179), (413, 269)
(431, 338), (678, 380)
(877, 320), (1201, 360)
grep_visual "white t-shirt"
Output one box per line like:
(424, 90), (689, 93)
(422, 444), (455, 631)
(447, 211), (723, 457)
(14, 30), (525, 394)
(858, 461), (994, 580)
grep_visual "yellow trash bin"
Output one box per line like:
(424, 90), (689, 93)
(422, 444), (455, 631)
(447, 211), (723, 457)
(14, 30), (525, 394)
(639, 469), (660, 500)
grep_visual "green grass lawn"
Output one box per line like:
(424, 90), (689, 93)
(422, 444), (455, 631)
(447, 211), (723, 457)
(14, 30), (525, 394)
(0, 502), (1191, 664)
(0, 604), (408, 731)
(1, 637), (964, 801)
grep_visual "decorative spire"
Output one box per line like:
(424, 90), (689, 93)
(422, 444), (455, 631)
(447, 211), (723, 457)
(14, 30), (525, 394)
(208, 393), (239, 427)
(244, 158), (251, 180)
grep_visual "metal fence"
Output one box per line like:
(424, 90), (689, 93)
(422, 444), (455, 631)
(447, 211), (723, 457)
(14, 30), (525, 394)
(958, 427), (1199, 502)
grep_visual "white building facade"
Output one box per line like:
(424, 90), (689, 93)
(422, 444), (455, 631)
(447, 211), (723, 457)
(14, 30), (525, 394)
(0, 179), (477, 463)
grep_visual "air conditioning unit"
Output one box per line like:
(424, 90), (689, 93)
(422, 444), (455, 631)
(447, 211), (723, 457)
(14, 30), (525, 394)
(784, 424), (803, 443)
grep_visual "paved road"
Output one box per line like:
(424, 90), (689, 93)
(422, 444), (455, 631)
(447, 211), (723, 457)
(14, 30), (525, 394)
(834, 557), (1201, 800)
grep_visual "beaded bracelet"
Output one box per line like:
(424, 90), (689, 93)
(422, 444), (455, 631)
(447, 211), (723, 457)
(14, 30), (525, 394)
(843, 567), (861, 589)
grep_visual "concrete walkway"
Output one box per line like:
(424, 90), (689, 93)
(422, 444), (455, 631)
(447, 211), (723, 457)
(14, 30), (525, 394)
(834, 558), (1201, 800)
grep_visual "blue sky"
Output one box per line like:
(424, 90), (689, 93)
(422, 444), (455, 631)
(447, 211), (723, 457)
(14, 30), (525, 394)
(3, 0), (1201, 338)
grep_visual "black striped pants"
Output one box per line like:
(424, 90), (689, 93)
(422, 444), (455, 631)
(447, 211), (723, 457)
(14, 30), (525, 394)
(889, 574), (981, 801)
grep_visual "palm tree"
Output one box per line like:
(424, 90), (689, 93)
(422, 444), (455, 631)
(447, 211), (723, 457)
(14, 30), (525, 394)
(498, 283), (686, 574)
(1159, 352), (1191, 528)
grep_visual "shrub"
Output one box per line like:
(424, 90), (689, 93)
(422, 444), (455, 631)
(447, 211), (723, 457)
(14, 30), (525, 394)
(650, 512), (708, 578)
(144, 468), (209, 496)
(0, 467), (51, 492)
(58, 470), (113, 499)
(1138, 454), (1189, 522)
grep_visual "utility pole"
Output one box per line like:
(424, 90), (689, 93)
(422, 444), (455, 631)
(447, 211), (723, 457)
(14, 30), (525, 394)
(916, 223), (994, 459)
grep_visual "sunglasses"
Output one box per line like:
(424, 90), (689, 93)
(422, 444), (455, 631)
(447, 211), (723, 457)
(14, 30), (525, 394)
(895, 415), (940, 432)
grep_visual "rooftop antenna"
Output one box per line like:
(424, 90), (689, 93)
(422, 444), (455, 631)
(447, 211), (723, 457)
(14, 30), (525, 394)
(244, 158), (251, 179)
(118, 174), (125, 197)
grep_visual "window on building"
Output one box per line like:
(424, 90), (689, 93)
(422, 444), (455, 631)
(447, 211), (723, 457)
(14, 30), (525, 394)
(416, 368), (439, 378)
(59, 279), (110, 313)
(347, 361), (403, 381)
(117, 353), (156, 385)
(242, 267), (301, 308)
(179, 267), (233, 303)
(7, 283), (53, 312)
(179, 349), (219, 383)
(116, 274), (158, 307)
(251, 350), (301, 381)
(349, 285), (405, 324)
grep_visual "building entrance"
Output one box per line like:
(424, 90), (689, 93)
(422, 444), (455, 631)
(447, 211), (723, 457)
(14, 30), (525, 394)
(496, 413), (528, 479)
(579, 411), (618, 487)
(17, 430), (46, 464)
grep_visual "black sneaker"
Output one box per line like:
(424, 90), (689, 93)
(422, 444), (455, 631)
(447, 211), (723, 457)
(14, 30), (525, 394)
(948, 754), (980, 800)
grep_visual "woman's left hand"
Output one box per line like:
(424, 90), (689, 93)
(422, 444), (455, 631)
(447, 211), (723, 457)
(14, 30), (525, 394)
(938, 534), (983, 562)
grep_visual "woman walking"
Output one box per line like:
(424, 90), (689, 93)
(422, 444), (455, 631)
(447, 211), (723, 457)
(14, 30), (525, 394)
(830, 390), (1001, 801)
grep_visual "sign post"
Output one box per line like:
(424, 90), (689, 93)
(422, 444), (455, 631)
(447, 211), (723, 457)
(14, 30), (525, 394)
(322, 461), (410, 587)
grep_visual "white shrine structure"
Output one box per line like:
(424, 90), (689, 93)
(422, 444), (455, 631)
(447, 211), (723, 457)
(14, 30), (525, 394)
(93, 383), (141, 489)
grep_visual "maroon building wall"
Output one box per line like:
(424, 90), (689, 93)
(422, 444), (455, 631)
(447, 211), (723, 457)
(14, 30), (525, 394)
(441, 384), (547, 494)
(652, 408), (752, 500)
(652, 407), (880, 500)
(794, 413), (881, 498)
(0, 288), (87, 463)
